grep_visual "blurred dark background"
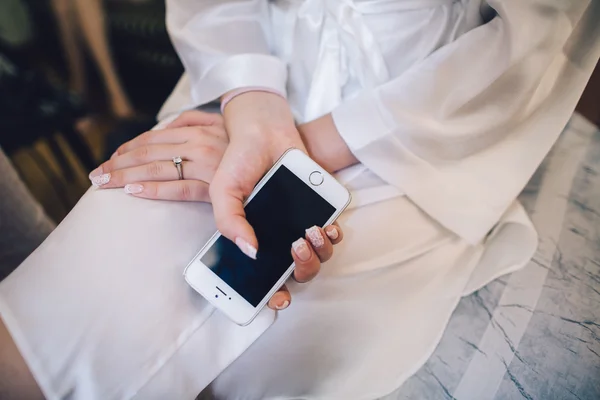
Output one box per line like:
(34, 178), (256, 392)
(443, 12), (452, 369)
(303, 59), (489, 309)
(0, 0), (598, 224)
(5, 0), (183, 114)
(0, 0), (183, 222)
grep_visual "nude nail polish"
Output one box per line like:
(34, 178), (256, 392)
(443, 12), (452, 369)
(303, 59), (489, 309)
(91, 173), (111, 187)
(276, 300), (290, 310)
(89, 166), (103, 179)
(235, 237), (257, 260)
(124, 184), (143, 194)
(306, 226), (325, 248)
(326, 227), (339, 240)
(292, 238), (311, 261)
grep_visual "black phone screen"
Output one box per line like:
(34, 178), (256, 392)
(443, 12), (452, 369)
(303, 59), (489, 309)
(200, 165), (336, 306)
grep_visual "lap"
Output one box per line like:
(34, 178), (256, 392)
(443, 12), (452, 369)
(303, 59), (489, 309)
(0, 183), (467, 399)
(0, 189), (228, 399)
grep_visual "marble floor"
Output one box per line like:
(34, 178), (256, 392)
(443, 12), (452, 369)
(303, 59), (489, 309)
(383, 114), (600, 400)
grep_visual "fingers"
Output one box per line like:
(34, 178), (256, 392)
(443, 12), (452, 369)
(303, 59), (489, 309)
(268, 224), (345, 312)
(93, 144), (189, 177)
(114, 128), (192, 156)
(291, 237), (321, 283)
(292, 224), (343, 283)
(267, 284), (291, 311)
(167, 110), (223, 129)
(305, 226), (334, 263)
(325, 224), (343, 245)
(209, 173), (258, 260)
(112, 125), (224, 158)
(123, 180), (210, 202)
(91, 161), (182, 188)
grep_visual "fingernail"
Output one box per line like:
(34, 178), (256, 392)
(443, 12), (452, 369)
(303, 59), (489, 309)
(89, 166), (103, 179)
(124, 184), (143, 194)
(326, 227), (339, 240)
(305, 226), (325, 248)
(110, 151), (118, 160)
(292, 238), (311, 261)
(91, 173), (111, 187)
(235, 237), (257, 260)
(276, 300), (289, 310)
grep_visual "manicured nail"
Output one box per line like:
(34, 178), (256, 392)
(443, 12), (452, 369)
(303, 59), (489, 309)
(326, 226), (339, 240)
(91, 173), (111, 187)
(306, 226), (325, 248)
(276, 300), (290, 310)
(124, 184), (143, 194)
(89, 166), (103, 179)
(292, 238), (311, 261)
(235, 237), (257, 260)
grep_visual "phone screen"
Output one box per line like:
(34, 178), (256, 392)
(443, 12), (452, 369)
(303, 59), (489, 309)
(200, 165), (336, 306)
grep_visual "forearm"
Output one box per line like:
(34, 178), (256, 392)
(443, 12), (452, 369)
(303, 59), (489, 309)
(298, 114), (358, 173)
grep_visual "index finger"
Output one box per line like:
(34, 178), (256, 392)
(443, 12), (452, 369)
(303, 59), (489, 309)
(114, 127), (195, 156)
(167, 110), (223, 129)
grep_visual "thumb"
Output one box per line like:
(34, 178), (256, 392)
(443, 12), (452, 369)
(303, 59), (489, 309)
(209, 176), (258, 260)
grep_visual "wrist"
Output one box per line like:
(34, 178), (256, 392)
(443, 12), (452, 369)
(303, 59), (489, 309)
(221, 91), (304, 156)
(220, 87), (286, 114)
(224, 91), (295, 131)
(298, 114), (358, 173)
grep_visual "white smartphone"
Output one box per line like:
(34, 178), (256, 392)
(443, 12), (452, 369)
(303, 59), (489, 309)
(184, 148), (351, 326)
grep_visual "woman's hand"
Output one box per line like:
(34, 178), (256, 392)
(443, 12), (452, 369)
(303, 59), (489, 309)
(89, 106), (345, 310)
(210, 91), (346, 310)
(268, 224), (343, 310)
(89, 110), (227, 200)
(209, 91), (307, 258)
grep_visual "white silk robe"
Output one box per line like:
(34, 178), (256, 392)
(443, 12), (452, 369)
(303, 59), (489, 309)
(162, 0), (599, 245)
(0, 1), (598, 399)
(160, 0), (600, 397)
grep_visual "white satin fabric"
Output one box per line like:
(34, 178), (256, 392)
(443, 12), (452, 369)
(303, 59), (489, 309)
(0, 0), (599, 399)
(162, 0), (600, 243)
(161, 0), (600, 282)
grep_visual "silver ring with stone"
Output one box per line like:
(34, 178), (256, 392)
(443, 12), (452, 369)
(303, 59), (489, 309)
(172, 156), (183, 180)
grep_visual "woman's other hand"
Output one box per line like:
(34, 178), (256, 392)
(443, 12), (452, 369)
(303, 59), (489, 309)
(88, 110), (227, 201)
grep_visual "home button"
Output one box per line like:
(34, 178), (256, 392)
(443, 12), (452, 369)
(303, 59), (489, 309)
(309, 171), (324, 186)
